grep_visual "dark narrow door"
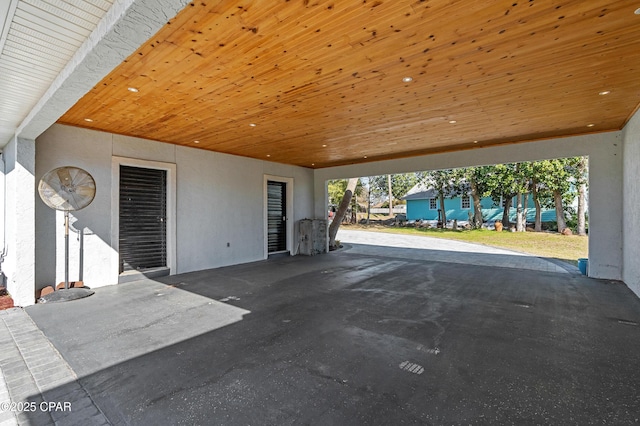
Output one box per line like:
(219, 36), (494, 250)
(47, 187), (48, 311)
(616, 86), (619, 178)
(119, 165), (167, 273)
(267, 181), (287, 253)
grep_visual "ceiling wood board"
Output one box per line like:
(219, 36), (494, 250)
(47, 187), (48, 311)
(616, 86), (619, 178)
(58, 0), (640, 168)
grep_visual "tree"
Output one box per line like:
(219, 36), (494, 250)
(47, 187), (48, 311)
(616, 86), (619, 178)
(483, 164), (519, 227)
(523, 157), (588, 234)
(365, 177), (372, 224)
(534, 158), (575, 233)
(465, 166), (493, 229)
(328, 178), (359, 248)
(327, 180), (348, 205)
(528, 161), (553, 232)
(369, 175), (391, 212)
(575, 156), (588, 236)
(387, 175), (393, 216)
(369, 173), (419, 214)
(328, 179), (364, 207)
(514, 162), (533, 232)
(468, 171), (483, 229)
(389, 173), (420, 200)
(423, 169), (463, 226)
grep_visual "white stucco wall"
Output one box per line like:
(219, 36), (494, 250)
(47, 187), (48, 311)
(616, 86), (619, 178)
(3, 137), (36, 306)
(27, 122), (638, 296)
(0, 152), (5, 277)
(35, 124), (314, 290)
(622, 109), (640, 297)
(35, 127), (112, 291)
(315, 132), (623, 281)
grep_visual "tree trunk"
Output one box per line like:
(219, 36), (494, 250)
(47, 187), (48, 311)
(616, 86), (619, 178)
(577, 157), (587, 236)
(523, 191), (529, 231)
(328, 178), (358, 248)
(577, 182), (586, 235)
(387, 174), (393, 217)
(470, 179), (483, 229)
(502, 196), (512, 227)
(366, 177), (372, 225)
(351, 190), (357, 223)
(514, 163), (524, 232)
(439, 193), (447, 226)
(532, 181), (542, 232)
(515, 192), (524, 232)
(553, 189), (568, 232)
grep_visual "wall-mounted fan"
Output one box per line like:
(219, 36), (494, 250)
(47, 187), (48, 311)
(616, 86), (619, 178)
(38, 167), (96, 297)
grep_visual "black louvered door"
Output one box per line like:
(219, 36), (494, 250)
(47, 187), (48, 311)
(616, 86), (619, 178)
(119, 166), (167, 273)
(267, 181), (287, 253)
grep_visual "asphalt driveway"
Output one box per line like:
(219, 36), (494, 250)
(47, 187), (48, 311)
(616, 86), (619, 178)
(337, 229), (576, 273)
(22, 244), (640, 425)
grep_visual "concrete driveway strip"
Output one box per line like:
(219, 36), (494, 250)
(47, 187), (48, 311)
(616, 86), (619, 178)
(337, 229), (574, 273)
(23, 247), (640, 425)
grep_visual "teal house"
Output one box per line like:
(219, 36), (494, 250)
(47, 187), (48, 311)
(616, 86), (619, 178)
(403, 184), (557, 223)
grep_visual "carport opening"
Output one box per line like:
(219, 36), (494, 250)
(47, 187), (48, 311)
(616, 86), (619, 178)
(327, 156), (588, 269)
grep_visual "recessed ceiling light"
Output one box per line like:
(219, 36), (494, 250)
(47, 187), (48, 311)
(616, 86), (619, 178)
(127, 87), (139, 92)
(599, 90), (611, 95)
(402, 77), (413, 83)
(587, 123), (595, 127)
(267, 154), (271, 157)
(449, 120), (457, 124)
(84, 118), (93, 122)
(473, 140), (478, 144)
(311, 163), (315, 166)
(249, 123), (257, 127)
(363, 155), (368, 159)
(194, 140), (200, 144)
(322, 144), (327, 147)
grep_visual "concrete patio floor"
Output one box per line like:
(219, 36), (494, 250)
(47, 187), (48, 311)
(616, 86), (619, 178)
(15, 244), (640, 425)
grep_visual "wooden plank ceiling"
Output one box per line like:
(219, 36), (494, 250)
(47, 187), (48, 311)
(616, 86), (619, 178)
(58, 0), (640, 168)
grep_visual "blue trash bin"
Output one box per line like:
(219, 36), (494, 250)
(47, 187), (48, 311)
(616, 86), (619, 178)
(578, 258), (588, 275)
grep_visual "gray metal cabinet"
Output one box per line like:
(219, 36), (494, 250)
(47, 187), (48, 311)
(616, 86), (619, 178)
(299, 219), (327, 256)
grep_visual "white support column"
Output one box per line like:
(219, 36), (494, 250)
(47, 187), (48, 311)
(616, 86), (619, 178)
(622, 107), (640, 296)
(587, 134), (623, 280)
(313, 173), (329, 252)
(3, 137), (36, 306)
(313, 174), (328, 220)
(0, 152), (5, 270)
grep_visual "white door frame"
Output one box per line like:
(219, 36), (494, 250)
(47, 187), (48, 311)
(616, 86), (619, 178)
(111, 156), (177, 281)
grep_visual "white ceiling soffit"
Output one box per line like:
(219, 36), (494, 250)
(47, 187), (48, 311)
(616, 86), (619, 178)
(0, 0), (115, 147)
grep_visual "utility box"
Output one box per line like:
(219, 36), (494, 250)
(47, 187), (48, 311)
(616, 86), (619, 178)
(299, 219), (327, 256)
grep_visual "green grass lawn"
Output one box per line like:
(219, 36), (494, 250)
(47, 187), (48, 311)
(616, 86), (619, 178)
(343, 223), (588, 265)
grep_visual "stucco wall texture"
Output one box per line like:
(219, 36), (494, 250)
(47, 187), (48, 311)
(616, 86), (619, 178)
(24, 114), (640, 300)
(35, 124), (314, 291)
(623, 108), (640, 297)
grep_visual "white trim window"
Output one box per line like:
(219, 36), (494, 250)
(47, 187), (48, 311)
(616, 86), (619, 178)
(461, 195), (471, 209)
(429, 198), (437, 210)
